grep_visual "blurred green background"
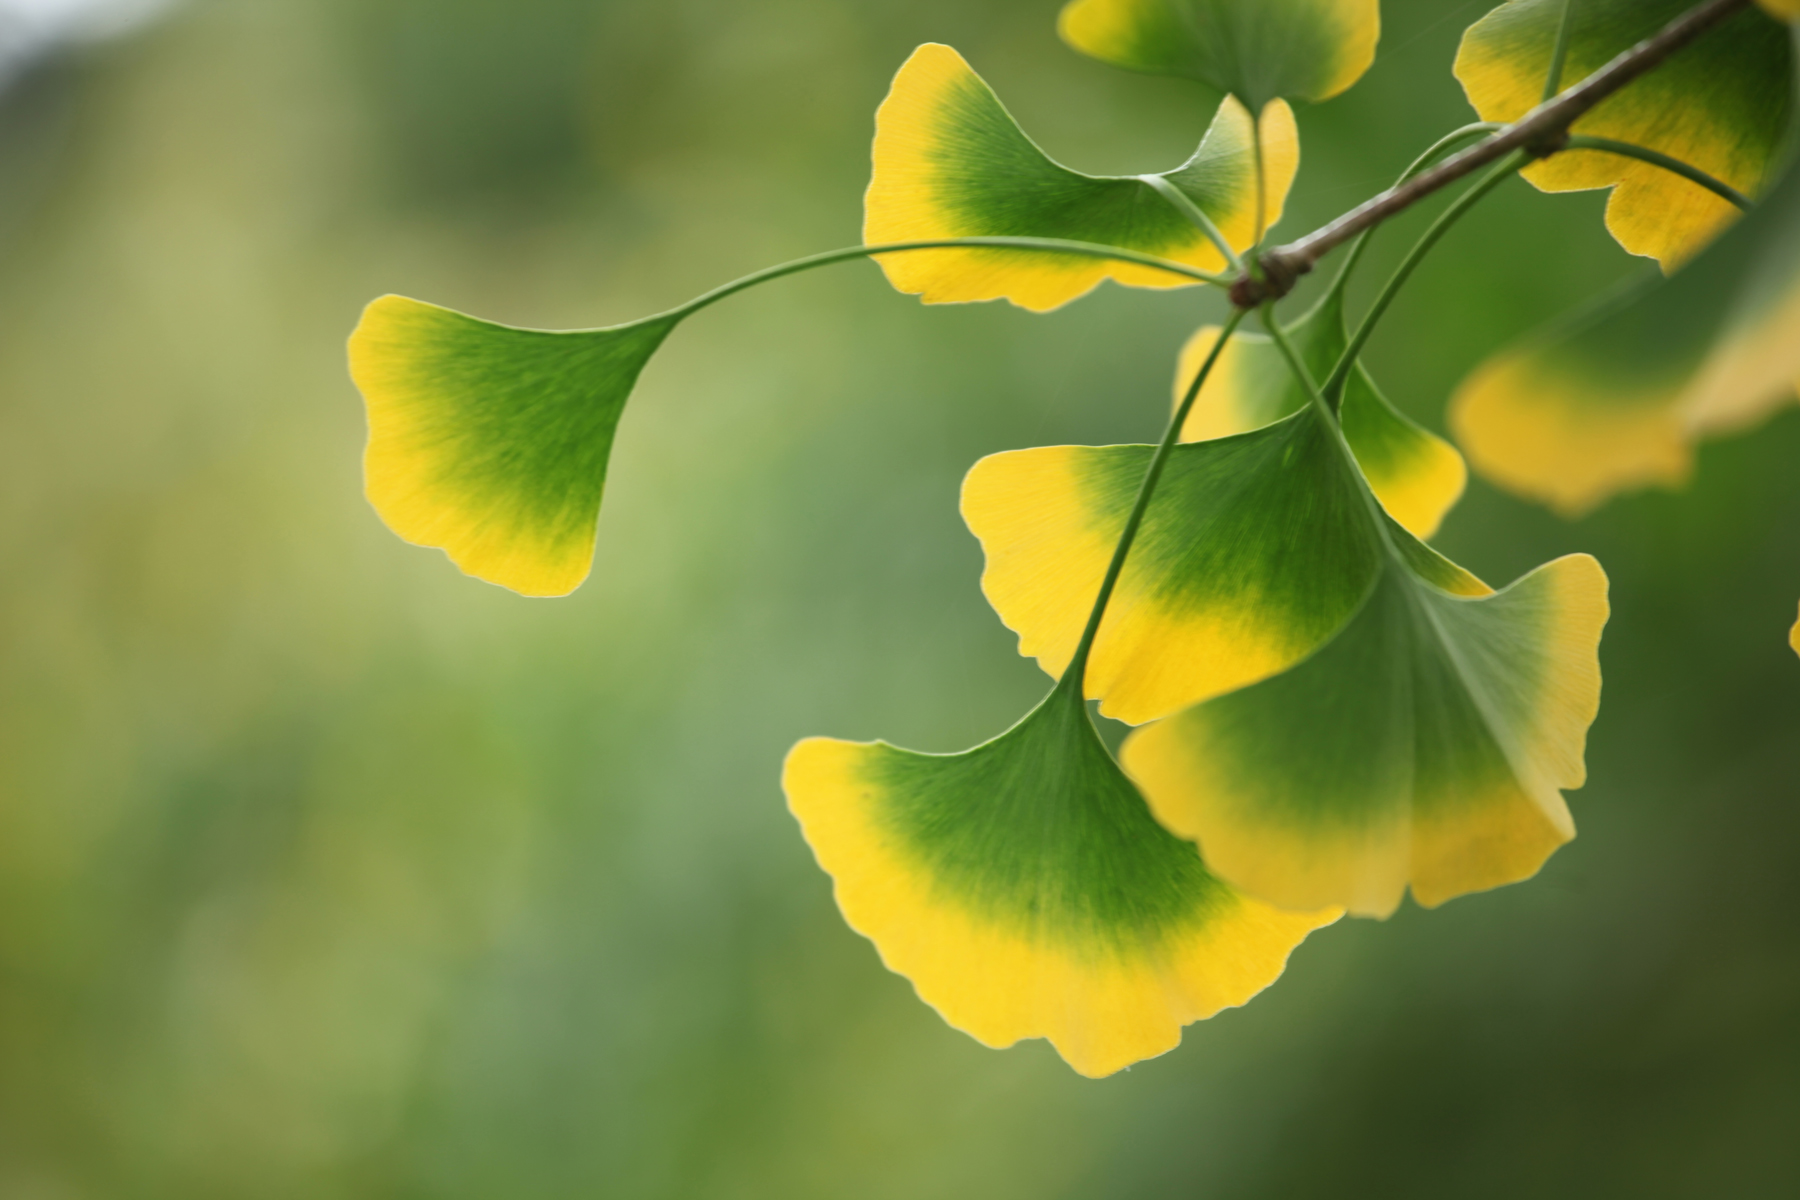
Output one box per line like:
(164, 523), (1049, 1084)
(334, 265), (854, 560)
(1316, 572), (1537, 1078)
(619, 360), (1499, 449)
(0, 0), (1796, 1195)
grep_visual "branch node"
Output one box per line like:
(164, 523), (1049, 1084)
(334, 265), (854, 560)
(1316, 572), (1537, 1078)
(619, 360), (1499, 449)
(1230, 254), (1308, 309)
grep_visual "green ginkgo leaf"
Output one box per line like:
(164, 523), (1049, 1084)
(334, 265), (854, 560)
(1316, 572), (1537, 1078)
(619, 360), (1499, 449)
(962, 404), (1487, 728)
(783, 676), (1338, 1078)
(1123, 552), (1609, 918)
(350, 296), (675, 597)
(1172, 289), (1467, 539)
(1057, 0), (1380, 108)
(1451, 155), (1800, 515)
(864, 43), (1297, 312)
(352, 234), (1233, 596)
(1456, 0), (1794, 267)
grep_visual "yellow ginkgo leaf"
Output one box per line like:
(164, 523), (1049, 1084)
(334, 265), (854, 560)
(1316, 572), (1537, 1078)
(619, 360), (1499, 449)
(1452, 158), (1800, 516)
(1058, 0), (1380, 108)
(1125, 553), (1609, 918)
(784, 677), (1337, 1077)
(864, 43), (1297, 312)
(964, 404), (1487, 727)
(350, 296), (676, 597)
(1456, 0), (1794, 267)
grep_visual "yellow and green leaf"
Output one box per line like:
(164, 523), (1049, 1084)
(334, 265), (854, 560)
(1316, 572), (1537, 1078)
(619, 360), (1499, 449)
(967, 321), (1605, 919)
(963, 404), (1487, 727)
(1455, 0), (1795, 267)
(864, 43), (1297, 312)
(349, 295), (675, 596)
(1762, 0), (1800, 20)
(1058, 0), (1380, 108)
(1124, 552), (1609, 918)
(1680, 164), (1800, 435)
(1173, 289), (1467, 538)
(1452, 157), (1800, 515)
(783, 680), (1337, 1077)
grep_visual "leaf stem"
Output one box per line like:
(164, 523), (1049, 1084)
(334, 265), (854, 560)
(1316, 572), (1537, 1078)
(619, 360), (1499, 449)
(1562, 135), (1751, 207)
(1139, 174), (1244, 271)
(1252, 115), (1268, 250)
(1061, 308), (1249, 692)
(670, 237), (1233, 321)
(1259, 0), (1751, 294)
(1320, 153), (1526, 403)
(1543, 0), (1579, 102)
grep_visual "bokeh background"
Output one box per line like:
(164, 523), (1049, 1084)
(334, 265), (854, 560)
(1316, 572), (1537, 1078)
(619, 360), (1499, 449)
(0, 0), (1796, 1195)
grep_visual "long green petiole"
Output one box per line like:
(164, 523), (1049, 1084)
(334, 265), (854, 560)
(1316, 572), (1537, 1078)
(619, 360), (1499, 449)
(681, 236), (1240, 699)
(1061, 308), (1249, 694)
(1543, 0), (1579, 102)
(1320, 153), (1527, 405)
(1562, 136), (1752, 208)
(665, 237), (1234, 323)
(1251, 118), (1269, 251)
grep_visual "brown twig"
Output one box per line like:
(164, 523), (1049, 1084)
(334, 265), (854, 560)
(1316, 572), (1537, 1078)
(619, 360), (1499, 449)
(1235, 0), (1752, 306)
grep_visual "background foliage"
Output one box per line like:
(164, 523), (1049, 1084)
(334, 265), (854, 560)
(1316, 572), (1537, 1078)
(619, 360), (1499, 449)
(0, 0), (1795, 1195)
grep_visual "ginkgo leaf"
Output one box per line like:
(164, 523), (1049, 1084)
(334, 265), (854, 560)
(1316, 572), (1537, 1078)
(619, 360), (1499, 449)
(349, 295), (675, 597)
(1450, 279), (1696, 516)
(351, 237), (1229, 596)
(1124, 552), (1609, 918)
(783, 679), (1338, 1078)
(1173, 289), (1467, 538)
(1456, 0), (1795, 267)
(963, 404), (1488, 728)
(1057, 0), (1380, 108)
(1681, 170), (1800, 435)
(1762, 0), (1800, 19)
(864, 43), (1297, 312)
(1451, 156), (1800, 515)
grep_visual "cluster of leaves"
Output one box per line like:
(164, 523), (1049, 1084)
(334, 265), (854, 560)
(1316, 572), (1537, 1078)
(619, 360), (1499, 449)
(346, 0), (1800, 1077)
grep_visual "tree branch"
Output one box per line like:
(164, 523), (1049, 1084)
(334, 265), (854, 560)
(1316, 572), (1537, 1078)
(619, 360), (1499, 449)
(1235, 0), (1752, 306)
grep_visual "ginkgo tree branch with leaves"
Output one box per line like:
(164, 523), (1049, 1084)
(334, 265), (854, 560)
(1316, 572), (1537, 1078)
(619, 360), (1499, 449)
(345, 0), (1800, 1076)
(1246, 0), (1764, 300)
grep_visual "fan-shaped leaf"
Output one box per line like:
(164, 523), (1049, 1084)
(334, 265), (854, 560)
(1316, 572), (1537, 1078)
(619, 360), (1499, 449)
(784, 682), (1336, 1077)
(349, 295), (676, 596)
(963, 405), (1486, 727)
(1452, 157), (1800, 515)
(864, 43), (1296, 312)
(1058, 0), (1380, 108)
(1173, 290), (1467, 538)
(1124, 553), (1609, 918)
(1455, 0), (1794, 267)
